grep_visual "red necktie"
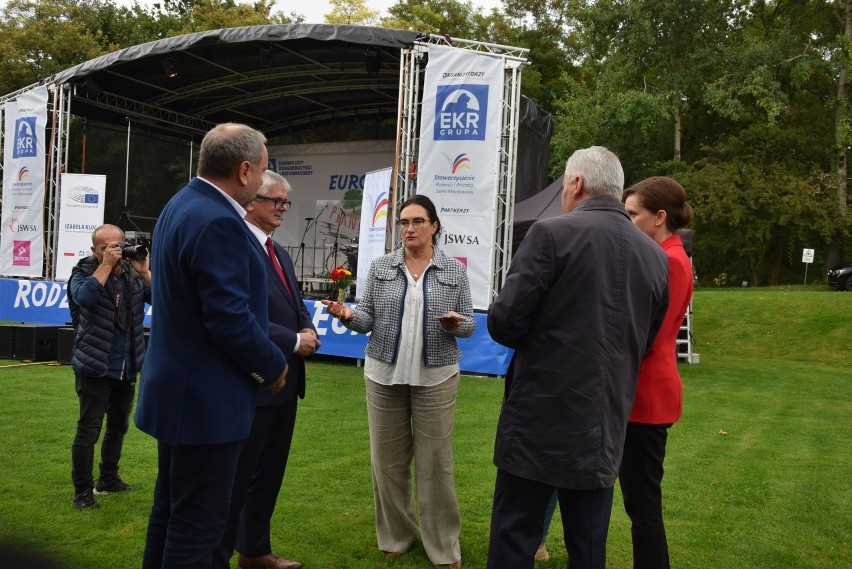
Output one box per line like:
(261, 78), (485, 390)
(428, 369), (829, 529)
(265, 237), (293, 298)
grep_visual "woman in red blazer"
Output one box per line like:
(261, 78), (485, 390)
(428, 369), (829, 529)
(621, 176), (694, 569)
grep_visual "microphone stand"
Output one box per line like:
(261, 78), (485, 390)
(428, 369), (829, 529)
(296, 217), (313, 282)
(312, 203), (329, 276)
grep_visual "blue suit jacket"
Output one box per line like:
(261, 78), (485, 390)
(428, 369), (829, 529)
(135, 178), (287, 445)
(258, 240), (315, 406)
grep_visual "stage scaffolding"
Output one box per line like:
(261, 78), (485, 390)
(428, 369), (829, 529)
(393, 35), (528, 304)
(2, 28), (529, 290)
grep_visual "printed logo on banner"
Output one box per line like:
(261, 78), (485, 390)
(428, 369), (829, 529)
(454, 256), (468, 267)
(433, 85), (488, 141)
(13, 117), (38, 159)
(451, 154), (471, 173)
(68, 185), (100, 204)
(18, 166), (31, 181)
(268, 158), (277, 171)
(9, 217), (38, 232)
(443, 232), (480, 245)
(12, 241), (31, 266)
(371, 192), (389, 227)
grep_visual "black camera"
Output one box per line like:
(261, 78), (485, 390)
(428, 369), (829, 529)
(119, 238), (150, 260)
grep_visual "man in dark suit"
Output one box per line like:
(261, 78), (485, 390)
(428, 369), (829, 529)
(485, 146), (670, 569)
(215, 171), (320, 569)
(135, 123), (288, 569)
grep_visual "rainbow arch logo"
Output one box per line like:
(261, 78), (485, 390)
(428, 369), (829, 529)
(372, 192), (389, 227)
(451, 153), (471, 173)
(18, 166), (30, 181)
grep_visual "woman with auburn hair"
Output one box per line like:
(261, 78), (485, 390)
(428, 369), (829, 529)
(620, 176), (694, 569)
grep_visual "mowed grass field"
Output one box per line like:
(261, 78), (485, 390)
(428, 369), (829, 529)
(0, 288), (849, 568)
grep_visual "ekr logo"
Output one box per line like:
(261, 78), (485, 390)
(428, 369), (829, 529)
(371, 192), (388, 227)
(13, 117), (38, 159)
(433, 84), (488, 141)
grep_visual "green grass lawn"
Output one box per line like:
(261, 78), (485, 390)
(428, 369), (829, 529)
(0, 289), (849, 568)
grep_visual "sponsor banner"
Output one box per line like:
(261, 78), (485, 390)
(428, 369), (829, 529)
(356, 168), (392, 299)
(55, 174), (106, 281)
(1, 86), (49, 277)
(417, 45), (503, 309)
(266, 141), (393, 250)
(0, 277), (512, 375)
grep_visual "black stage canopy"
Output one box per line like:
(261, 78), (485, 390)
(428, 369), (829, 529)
(50, 24), (421, 137)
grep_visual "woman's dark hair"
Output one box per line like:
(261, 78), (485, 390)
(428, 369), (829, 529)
(622, 176), (694, 232)
(399, 194), (442, 245)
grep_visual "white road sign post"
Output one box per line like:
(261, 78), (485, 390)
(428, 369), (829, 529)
(802, 248), (814, 285)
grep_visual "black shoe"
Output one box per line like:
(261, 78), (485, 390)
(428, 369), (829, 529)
(94, 476), (132, 495)
(73, 489), (100, 510)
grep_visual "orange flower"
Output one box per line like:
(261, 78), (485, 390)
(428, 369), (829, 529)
(329, 267), (352, 283)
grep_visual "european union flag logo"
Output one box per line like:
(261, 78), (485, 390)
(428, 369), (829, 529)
(84, 194), (99, 204)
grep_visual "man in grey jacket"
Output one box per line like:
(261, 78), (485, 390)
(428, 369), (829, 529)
(486, 146), (669, 569)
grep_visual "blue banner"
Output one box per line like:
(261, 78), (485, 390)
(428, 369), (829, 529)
(0, 277), (511, 375)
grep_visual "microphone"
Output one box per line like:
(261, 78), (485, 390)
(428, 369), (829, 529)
(305, 217), (314, 221)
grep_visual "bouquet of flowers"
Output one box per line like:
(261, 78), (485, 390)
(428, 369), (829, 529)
(328, 266), (354, 301)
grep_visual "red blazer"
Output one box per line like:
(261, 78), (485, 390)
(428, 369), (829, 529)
(629, 234), (694, 424)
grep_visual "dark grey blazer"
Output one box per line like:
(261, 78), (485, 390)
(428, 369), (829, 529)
(487, 195), (669, 490)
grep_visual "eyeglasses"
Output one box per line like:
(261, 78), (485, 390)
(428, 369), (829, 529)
(397, 218), (428, 229)
(254, 195), (292, 211)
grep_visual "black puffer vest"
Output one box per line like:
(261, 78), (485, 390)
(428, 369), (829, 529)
(68, 256), (147, 377)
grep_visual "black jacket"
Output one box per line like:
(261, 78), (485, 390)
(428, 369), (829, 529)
(487, 196), (669, 489)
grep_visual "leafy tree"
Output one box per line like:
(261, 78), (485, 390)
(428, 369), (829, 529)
(0, 0), (118, 95)
(325, 0), (378, 25)
(383, 0), (488, 38)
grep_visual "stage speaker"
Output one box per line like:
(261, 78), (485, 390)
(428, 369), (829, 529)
(57, 327), (75, 365)
(13, 324), (60, 362)
(0, 325), (15, 358)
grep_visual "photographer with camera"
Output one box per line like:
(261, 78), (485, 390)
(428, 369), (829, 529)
(68, 224), (151, 510)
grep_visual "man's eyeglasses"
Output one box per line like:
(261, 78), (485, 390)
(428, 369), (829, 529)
(397, 218), (428, 229)
(254, 195), (292, 211)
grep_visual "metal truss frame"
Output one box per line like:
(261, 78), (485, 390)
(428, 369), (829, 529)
(393, 35), (528, 305)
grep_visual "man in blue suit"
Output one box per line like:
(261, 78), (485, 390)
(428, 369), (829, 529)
(215, 171), (320, 569)
(135, 123), (288, 569)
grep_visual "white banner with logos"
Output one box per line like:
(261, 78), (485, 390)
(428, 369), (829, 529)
(356, 168), (392, 299)
(416, 45), (503, 309)
(54, 174), (107, 281)
(1, 86), (49, 277)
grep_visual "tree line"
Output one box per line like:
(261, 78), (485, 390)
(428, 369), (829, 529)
(1, 0), (849, 285)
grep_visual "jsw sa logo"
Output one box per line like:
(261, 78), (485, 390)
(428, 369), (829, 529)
(433, 84), (488, 142)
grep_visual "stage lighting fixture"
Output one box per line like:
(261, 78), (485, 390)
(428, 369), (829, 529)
(161, 58), (178, 78)
(365, 47), (381, 74)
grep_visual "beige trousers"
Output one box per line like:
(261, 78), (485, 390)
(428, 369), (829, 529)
(365, 374), (462, 565)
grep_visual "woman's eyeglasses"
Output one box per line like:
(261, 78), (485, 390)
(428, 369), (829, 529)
(397, 218), (428, 228)
(254, 195), (292, 211)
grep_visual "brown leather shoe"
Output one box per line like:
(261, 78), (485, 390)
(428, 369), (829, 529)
(440, 561), (462, 569)
(238, 553), (302, 569)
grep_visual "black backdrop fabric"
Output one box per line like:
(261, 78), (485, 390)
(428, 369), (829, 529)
(511, 175), (564, 254)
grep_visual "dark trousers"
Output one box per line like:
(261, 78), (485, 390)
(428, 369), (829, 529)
(71, 373), (135, 493)
(487, 469), (614, 569)
(619, 422), (672, 569)
(142, 440), (242, 569)
(213, 400), (298, 568)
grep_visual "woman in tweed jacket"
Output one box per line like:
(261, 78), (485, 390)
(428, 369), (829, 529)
(323, 195), (473, 569)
